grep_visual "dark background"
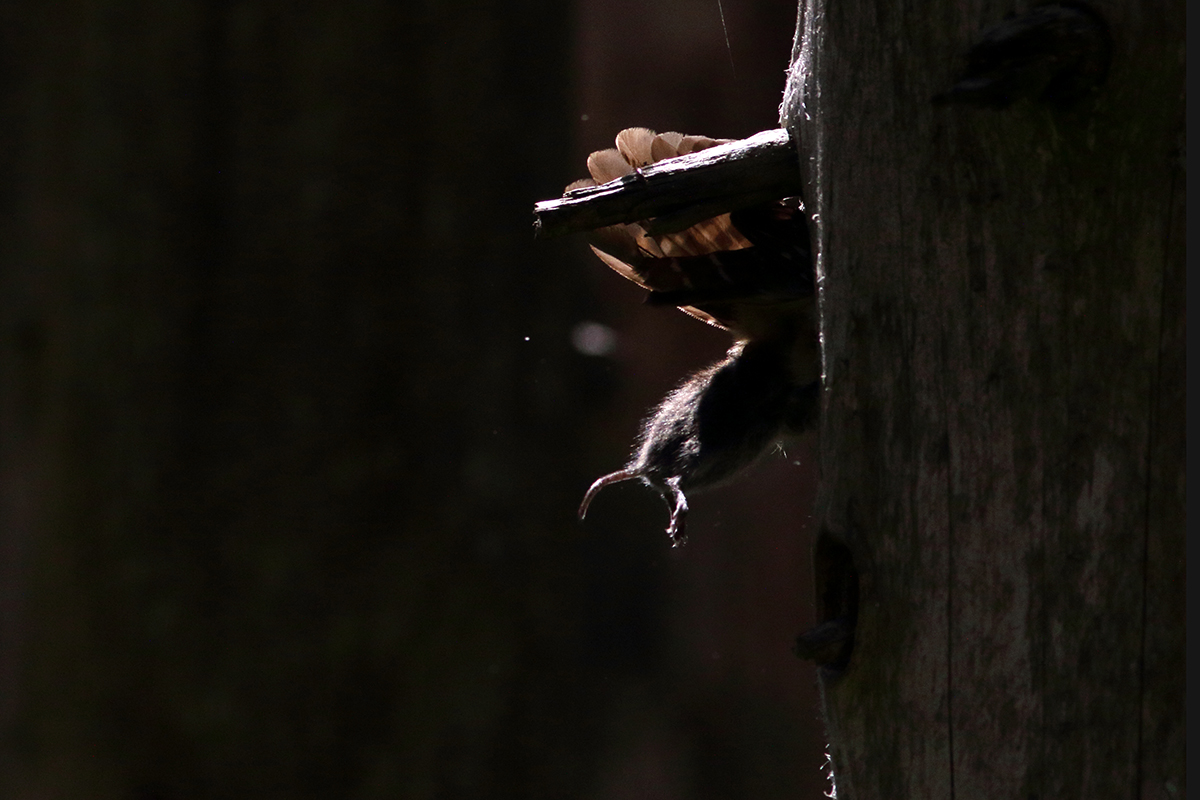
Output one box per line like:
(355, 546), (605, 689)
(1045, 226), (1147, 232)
(0, 1), (825, 797)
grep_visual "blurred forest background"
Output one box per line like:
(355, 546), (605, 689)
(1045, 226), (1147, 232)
(0, 1), (826, 797)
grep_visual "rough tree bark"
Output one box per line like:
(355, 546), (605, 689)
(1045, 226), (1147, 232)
(781, 1), (1184, 798)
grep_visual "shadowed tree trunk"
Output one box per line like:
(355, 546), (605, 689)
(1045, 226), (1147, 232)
(0, 3), (610, 798)
(781, 0), (1184, 797)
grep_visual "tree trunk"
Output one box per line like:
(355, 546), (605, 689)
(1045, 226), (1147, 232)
(781, 0), (1184, 797)
(0, 3), (601, 797)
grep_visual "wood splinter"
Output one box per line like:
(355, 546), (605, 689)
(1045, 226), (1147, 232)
(533, 127), (802, 239)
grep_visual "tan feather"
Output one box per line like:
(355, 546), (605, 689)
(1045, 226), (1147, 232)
(564, 177), (595, 193)
(677, 134), (731, 154)
(657, 214), (751, 257)
(650, 131), (686, 161)
(572, 128), (766, 328)
(586, 149), (633, 184)
(615, 127), (658, 168)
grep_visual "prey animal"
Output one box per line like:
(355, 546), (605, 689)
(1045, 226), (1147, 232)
(565, 128), (819, 544)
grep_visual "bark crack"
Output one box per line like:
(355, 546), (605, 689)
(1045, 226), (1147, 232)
(939, 322), (957, 800)
(1132, 153), (1179, 800)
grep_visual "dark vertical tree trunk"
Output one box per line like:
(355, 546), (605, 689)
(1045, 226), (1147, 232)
(0, 2), (604, 798)
(781, 0), (1184, 797)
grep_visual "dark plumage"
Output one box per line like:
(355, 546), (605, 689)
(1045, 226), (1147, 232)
(570, 128), (819, 544)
